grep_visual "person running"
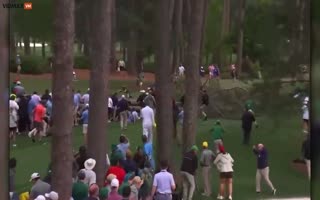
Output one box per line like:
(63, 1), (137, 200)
(241, 108), (257, 145)
(140, 104), (156, 143)
(117, 95), (129, 130)
(210, 120), (225, 154)
(80, 104), (89, 145)
(31, 100), (47, 142)
(200, 89), (209, 121)
(253, 143), (276, 195)
(151, 160), (176, 200)
(214, 145), (234, 200)
(180, 145), (198, 200)
(200, 141), (215, 197)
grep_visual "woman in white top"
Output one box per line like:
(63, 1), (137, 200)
(214, 145), (234, 200)
(302, 97), (309, 133)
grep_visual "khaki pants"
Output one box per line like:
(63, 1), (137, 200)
(181, 171), (195, 200)
(120, 111), (128, 129)
(214, 139), (223, 154)
(202, 166), (211, 195)
(256, 167), (275, 192)
(305, 159), (311, 180)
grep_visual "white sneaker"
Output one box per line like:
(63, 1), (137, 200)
(12, 144), (17, 147)
(28, 131), (32, 138)
(228, 196), (232, 200)
(217, 195), (224, 199)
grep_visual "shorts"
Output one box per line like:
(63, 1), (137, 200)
(34, 121), (44, 132)
(303, 119), (309, 123)
(83, 124), (88, 134)
(220, 172), (233, 179)
(9, 127), (17, 132)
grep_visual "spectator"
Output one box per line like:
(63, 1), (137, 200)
(9, 158), (17, 193)
(82, 89), (90, 105)
(104, 173), (116, 192)
(142, 135), (154, 169)
(122, 150), (138, 175)
(214, 145), (234, 200)
(72, 170), (88, 200)
(13, 81), (25, 96)
(200, 89), (209, 121)
(99, 187), (109, 200)
(80, 104), (89, 145)
(151, 160), (176, 200)
(118, 173), (135, 196)
(108, 96), (114, 123)
(241, 109), (257, 145)
(121, 185), (133, 200)
(75, 146), (89, 170)
(111, 93), (119, 121)
(34, 195), (46, 200)
(140, 104), (156, 143)
(87, 183), (100, 200)
(302, 136), (311, 180)
(137, 90), (147, 107)
(133, 146), (146, 170)
(253, 144), (276, 195)
(210, 120), (225, 154)
(130, 176), (143, 200)
(200, 141), (215, 197)
(180, 145), (198, 200)
(41, 89), (51, 101)
(106, 159), (126, 185)
(117, 95), (129, 130)
(117, 135), (130, 159)
(44, 191), (59, 200)
(83, 158), (97, 186)
(110, 144), (124, 166)
(17, 94), (29, 133)
(107, 179), (123, 200)
(29, 173), (51, 200)
(9, 107), (18, 147)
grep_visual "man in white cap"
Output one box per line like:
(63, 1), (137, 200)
(83, 158), (97, 186)
(80, 104), (89, 145)
(45, 191), (58, 200)
(29, 173), (51, 200)
(108, 178), (123, 200)
(34, 195), (46, 200)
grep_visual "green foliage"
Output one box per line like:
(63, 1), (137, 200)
(74, 55), (90, 69)
(10, 56), (50, 74)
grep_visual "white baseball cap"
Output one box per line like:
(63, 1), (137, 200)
(35, 195), (46, 200)
(45, 191), (59, 200)
(29, 172), (40, 181)
(111, 178), (119, 188)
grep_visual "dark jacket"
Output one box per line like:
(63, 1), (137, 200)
(302, 138), (310, 160)
(242, 111), (255, 130)
(180, 151), (198, 175)
(202, 93), (209, 105)
(117, 99), (129, 113)
(111, 95), (118, 107)
(253, 148), (268, 169)
(137, 93), (147, 106)
(121, 159), (138, 175)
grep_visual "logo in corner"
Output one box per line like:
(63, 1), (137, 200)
(24, 2), (32, 10)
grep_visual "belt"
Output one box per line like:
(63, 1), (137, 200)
(157, 193), (172, 195)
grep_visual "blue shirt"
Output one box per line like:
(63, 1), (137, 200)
(143, 142), (153, 159)
(73, 94), (81, 106)
(28, 99), (38, 115)
(46, 100), (52, 117)
(117, 143), (130, 158)
(81, 109), (89, 124)
(253, 148), (268, 169)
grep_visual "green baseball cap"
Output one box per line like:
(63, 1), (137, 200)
(190, 145), (199, 152)
(99, 187), (109, 198)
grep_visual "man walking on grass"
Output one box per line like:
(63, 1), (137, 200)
(180, 145), (199, 200)
(241, 109), (258, 145)
(29, 100), (47, 143)
(140, 103), (156, 143)
(200, 141), (215, 197)
(253, 143), (276, 195)
(211, 120), (225, 154)
(117, 95), (129, 130)
(200, 89), (209, 121)
(81, 104), (89, 146)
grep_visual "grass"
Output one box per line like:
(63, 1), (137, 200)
(10, 78), (310, 199)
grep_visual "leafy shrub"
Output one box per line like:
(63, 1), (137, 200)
(10, 56), (50, 74)
(74, 55), (90, 69)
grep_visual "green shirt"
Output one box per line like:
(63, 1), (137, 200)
(212, 125), (224, 140)
(72, 181), (88, 200)
(118, 182), (130, 195)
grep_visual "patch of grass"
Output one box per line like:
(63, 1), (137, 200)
(11, 114), (309, 199)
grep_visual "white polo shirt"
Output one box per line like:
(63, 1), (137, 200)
(153, 170), (175, 194)
(141, 106), (154, 126)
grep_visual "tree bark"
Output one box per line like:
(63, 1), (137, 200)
(199, 0), (209, 66)
(110, 0), (116, 72)
(236, 0), (246, 76)
(171, 0), (183, 74)
(51, 0), (74, 199)
(219, 0), (231, 68)
(181, 0), (192, 64)
(42, 41), (46, 58)
(127, 30), (137, 75)
(182, 0), (205, 153)
(0, 1), (9, 198)
(155, 0), (173, 165)
(23, 36), (31, 55)
(87, 0), (112, 187)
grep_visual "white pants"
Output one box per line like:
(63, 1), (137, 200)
(305, 159), (311, 180)
(83, 124), (88, 134)
(143, 124), (153, 143)
(256, 167), (275, 192)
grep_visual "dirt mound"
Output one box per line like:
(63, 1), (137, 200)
(207, 87), (250, 119)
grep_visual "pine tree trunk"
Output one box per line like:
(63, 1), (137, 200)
(87, 0), (112, 187)
(23, 36), (31, 55)
(219, 0), (231, 69)
(199, 0), (209, 66)
(155, 0), (173, 165)
(127, 30), (137, 75)
(182, 0), (206, 153)
(236, 0), (246, 77)
(171, 0), (183, 74)
(51, 0), (75, 199)
(42, 41), (46, 58)
(0, 3), (9, 198)
(110, 0), (116, 72)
